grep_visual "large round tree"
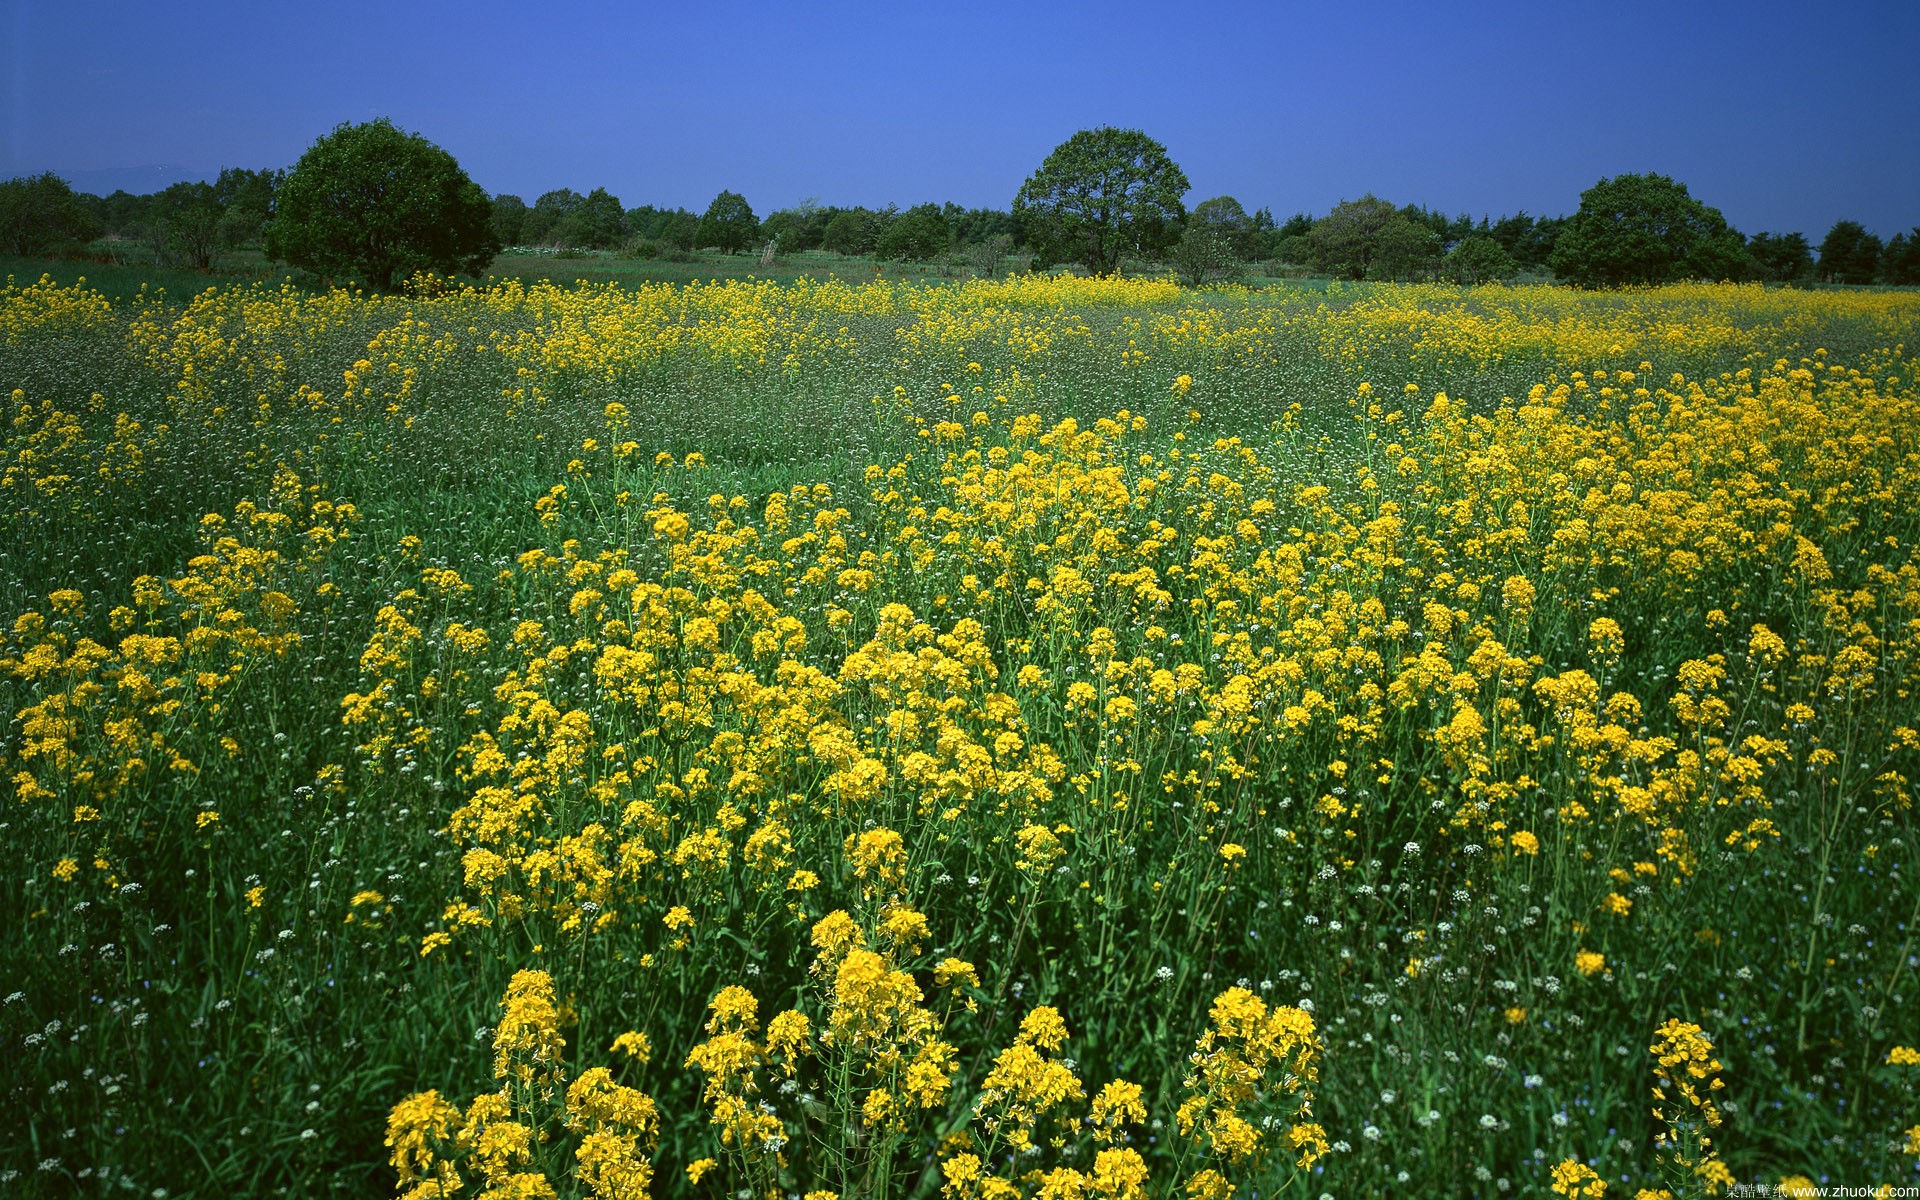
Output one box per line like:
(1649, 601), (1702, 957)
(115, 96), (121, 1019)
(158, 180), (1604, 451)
(1014, 127), (1189, 275)
(266, 119), (497, 291)
(1548, 173), (1746, 288)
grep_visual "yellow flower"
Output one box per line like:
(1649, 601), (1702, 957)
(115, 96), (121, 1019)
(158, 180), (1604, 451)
(1183, 1169), (1232, 1200)
(1088, 1079), (1146, 1141)
(766, 1009), (811, 1071)
(608, 1031), (651, 1063)
(934, 958), (980, 993)
(1550, 1158), (1606, 1197)
(1576, 949), (1606, 976)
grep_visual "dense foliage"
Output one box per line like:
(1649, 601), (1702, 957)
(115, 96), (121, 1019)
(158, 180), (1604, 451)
(1548, 174), (1747, 288)
(264, 118), (498, 291)
(4, 273), (1918, 1198)
(1014, 128), (1191, 275)
(8, 129), (1918, 287)
(0, 173), (102, 256)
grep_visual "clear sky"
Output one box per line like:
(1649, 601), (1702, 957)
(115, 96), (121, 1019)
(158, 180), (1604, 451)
(3, 0), (1915, 238)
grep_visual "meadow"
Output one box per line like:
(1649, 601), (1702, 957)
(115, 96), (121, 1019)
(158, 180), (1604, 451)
(2, 270), (1917, 1199)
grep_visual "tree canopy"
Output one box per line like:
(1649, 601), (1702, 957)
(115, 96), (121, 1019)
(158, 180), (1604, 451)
(0, 172), (101, 255)
(1014, 128), (1189, 275)
(1817, 220), (1882, 285)
(1189, 196), (1262, 262)
(1547, 174), (1745, 287)
(1444, 235), (1517, 284)
(1882, 230), (1920, 286)
(1297, 196), (1405, 280)
(874, 203), (951, 262)
(265, 119), (496, 291)
(1747, 231), (1814, 284)
(696, 191), (758, 254)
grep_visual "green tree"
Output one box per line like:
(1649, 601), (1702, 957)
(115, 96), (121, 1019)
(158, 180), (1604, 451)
(1370, 215), (1442, 280)
(949, 206), (1016, 247)
(0, 172), (102, 255)
(1881, 230), (1920, 285)
(1013, 127), (1189, 275)
(152, 181), (229, 270)
(1190, 196), (1260, 261)
(1170, 224), (1238, 287)
(211, 167), (280, 244)
(557, 187), (628, 249)
(821, 208), (885, 256)
(762, 199), (827, 252)
(1267, 212), (1314, 265)
(491, 195), (529, 247)
(1305, 195), (1403, 279)
(1444, 235), (1518, 284)
(964, 233), (1015, 278)
(628, 205), (698, 251)
(1817, 220), (1882, 284)
(696, 191), (758, 254)
(1547, 174), (1745, 287)
(874, 203), (951, 261)
(1746, 231), (1813, 284)
(519, 189), (584, 246)
(264, 118), (496, 291)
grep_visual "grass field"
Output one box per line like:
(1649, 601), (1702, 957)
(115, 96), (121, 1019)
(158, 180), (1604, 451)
(3, 271), (1918, 1199)
(4, 247), (1033, 300)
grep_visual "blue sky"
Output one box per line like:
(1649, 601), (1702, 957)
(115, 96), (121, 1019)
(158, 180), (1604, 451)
(3, 0), (1915, 237)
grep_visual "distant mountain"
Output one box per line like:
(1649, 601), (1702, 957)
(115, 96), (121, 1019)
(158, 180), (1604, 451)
(55, 165), (218, 197)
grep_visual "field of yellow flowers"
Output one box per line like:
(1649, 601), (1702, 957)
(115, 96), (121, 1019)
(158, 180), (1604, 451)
(3, 271), (1918, 1199)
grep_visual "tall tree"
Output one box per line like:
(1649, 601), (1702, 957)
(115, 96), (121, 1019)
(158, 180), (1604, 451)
(1370, 215), (1442, 280)
(211, 167), (280, 244)
(491, 195), (529, 247)
(1190, 196), (1261, 261)
(1305, 195), (1402, 279)
(151, 181), (229, 270)
(1881, 230), (1920, 285)
(762, 199), (828, 252)
(264, 118), (496, 291)
(0, 172), (102, 255)
(1817, 220), (1882, 284)
(1747, 231), (1814, 284)
(627, 205), (699, 250)
(1013, 127), (1189, 275)
(1171, 223), (1239, 287)
(1548, 174), (1745, 287)
(874, 203), (951, 262)
(557, 187), (628, 249)
(821, 208), (886, 256)
(1444, 235), (1517, 284)
(696, 191), (758, 254)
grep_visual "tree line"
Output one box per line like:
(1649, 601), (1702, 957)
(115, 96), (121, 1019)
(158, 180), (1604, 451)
(3, 119), (1916, 289)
